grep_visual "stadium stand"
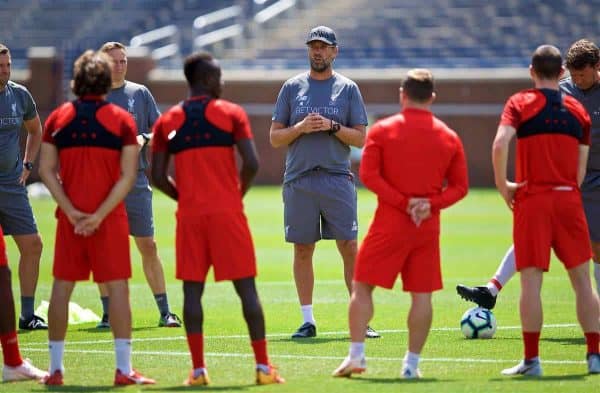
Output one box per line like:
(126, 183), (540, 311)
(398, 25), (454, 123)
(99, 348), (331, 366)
(1, 0), (599, 71)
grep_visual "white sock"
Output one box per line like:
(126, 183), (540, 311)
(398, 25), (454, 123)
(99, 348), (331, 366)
(594, 263), (600, 297)
(349, 342), (365, 359)
(115, 338), (132, 374)
(487, 245), (517, 296)
(193, 367), (208, 378)
(301, 305), (316, 325)
(403, 351), (420, 369)
(256, 364), (270, 373)
(48, 340), (64, 374)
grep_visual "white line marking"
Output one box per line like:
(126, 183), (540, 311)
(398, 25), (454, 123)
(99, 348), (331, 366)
(19, 323), (578, 348)
(19, 348), (586, 365)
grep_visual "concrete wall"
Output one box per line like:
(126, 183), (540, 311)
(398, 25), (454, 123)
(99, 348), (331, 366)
(18, 49), (530, 186)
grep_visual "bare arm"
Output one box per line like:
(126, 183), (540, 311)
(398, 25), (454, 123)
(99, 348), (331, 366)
(236, 138), (259, 196)
(578, 144), (590, 187)
(74, 145), (139, 235)
(270, 113), (332, 148)
(332, 123), (366, 148)
(151, 150), (178, 201)
(20, 115), (43, 184)
(492, 124), (518, 209)
(38, 142), (88, 225)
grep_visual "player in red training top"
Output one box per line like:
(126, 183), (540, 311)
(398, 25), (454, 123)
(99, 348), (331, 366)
(333, 69), (468, 379)
(0, 224), (48, 382)
(38, 51), (155, 386)
(151, 51), (284, 386)
(494, 45), (600, 376)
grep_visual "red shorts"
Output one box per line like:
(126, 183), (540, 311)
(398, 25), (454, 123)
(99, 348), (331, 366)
(0, 225), (7, 267)
(354, 221), (442, 292)
(176, 212), (256, 282)
(514, 190), (592, 271)
(53, 213), (131, 283)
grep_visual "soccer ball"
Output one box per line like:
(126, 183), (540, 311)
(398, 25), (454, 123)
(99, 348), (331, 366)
(460, 307), (497, 339)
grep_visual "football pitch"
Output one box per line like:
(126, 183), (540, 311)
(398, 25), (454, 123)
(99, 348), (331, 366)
(3, 186), (597, 392)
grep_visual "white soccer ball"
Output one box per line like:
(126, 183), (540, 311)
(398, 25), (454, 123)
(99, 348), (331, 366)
(460, 306), (497, 339)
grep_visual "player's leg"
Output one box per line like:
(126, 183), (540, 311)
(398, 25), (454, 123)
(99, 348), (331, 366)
(125, 183), (180, 327)
(501, 267), (543, 376)
(134, 235), (180, 327)
(0, 264), (47, 381)
(332, 281), (372, 377)
(592, 242), (600, 297)
(322, 173), (379, 338)
(402, 292), (432, 379)
(182, 280), (210, 385)
(105, 279), (154, 385)
(284, 177), (321, 338)
(456, 244), (516, 309)
(0, 187), (45, 329)
(233, 277), (284, 384)
(45, 279), (75, 384)
(95, 283), (110, 328)
(566, 262), (600, 373)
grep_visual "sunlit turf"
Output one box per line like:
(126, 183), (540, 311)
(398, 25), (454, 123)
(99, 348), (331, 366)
(2, 186), (597, 392)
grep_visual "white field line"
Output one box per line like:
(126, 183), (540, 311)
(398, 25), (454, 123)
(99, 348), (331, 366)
(18, 347), (586, 365)
(19, 323), (578, 348)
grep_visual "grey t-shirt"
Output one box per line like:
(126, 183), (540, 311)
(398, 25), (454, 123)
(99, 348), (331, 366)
(272, 72), (368, 184)
(0, 81), (37, 184)
(560, 78), (600, 189)
(106, 80), (160, 170)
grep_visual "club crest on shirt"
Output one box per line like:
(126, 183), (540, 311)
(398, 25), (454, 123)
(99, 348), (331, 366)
(127, 98), (135, 113)
(11, 103), (17, 116)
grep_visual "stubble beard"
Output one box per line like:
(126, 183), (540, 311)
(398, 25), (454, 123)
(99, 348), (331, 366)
(310, 58), (332, 74)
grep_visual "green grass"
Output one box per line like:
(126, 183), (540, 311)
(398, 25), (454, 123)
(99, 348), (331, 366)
(3, 187), (596, 392)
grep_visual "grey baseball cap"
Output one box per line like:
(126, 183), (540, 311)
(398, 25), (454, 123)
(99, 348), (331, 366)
(306, 26), (337, 46)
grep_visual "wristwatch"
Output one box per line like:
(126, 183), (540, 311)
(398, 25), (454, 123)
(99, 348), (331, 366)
(329, 120), (341, 135)
(23, 161), (34, 171)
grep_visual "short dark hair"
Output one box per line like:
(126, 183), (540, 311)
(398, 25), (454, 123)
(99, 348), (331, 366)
(0, 43), (10, 56)
(531, 45), (562, 80)
(71, 50), (112, 97)
(183, 51), (221, 88)
(99, 41), (126, 53)
(402, 69), (434, 102)
(566, 39), (600, 70)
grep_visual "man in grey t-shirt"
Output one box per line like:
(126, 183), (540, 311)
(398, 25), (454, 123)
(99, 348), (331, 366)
(270, 26), (379, 339)
(95, 42), (180, 328)
(0, 44), (46, 330)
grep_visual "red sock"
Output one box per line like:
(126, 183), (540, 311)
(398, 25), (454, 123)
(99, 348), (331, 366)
(186, 333), (205, 369)
(0, 331), (23, 367)
(585, 332), (600, 354)
(523, 331), (540, 360)
(251, 339), (269, 366)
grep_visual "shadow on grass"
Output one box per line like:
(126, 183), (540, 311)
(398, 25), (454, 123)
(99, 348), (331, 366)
(77, 326), (153, 333)
(489, 373), (588, 382)
(541, 336), (585, 346)
(33, 385), (119, 392)
(150, 384), (254, 391)
(274, 336), (349, 344)
(350, 376), (442, 384)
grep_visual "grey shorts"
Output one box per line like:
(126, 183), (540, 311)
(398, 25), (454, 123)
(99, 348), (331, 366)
(283, 170), (358, 243)
(124, 172), (154, 237)
(582, 188), (600, 242)
(0, 182), (37, 236)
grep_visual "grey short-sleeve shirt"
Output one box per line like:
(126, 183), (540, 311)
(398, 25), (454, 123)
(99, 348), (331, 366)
(272, 72), (368, 184)
(0, 81), (37, 184)
(560, 78), (600, 189)
(106, 81), (160, 170)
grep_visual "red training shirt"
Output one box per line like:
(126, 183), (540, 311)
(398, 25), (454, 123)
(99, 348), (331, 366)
(360, 108), (468, 230)
(152, 96), (253, 216)
(43, 97), (138, 217)
(500, 88), (591, 193)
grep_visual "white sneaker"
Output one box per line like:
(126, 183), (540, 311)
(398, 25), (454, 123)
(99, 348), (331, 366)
(332, 356), (366, 377)
(401, 364), (422, 379)
(588, 353), (600, 374)
(501, 359), (542, 376)
(2, 358), (49, 382)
